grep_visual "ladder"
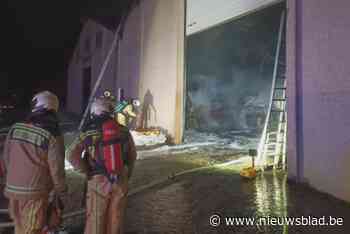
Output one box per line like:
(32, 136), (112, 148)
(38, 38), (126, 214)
(257, 10), (287, 170)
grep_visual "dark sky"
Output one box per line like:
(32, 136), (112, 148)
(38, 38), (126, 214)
(0, 0), (85, 102)
(0, 0), (132, 105)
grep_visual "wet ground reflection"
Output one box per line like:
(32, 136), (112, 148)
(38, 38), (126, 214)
(4, 163), (348, 234)
(125, 170), (350, 234)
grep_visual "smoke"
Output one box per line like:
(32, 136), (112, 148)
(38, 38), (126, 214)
(185, 3), (284, 136)
(187, 64), (271, 134)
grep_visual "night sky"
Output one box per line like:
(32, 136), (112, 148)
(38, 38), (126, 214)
(0, 0), (87, 104)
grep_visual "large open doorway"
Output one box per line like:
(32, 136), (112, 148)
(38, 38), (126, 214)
(184, 1), (286, 152)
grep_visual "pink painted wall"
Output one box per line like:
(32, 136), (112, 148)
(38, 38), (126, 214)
(287, 0), (350, 202)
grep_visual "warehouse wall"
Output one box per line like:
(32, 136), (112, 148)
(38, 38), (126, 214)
(286, 0), (298, 183)
(287, 0), (350, 202)
(117, 4), (142, 100)
(67, 20), (117, 114)
(187, 0), (282, 35)
(116, 0), (185, 142)
(67, 53), (83, 114)
(137, 0), (185, 142)
(67, 1), (185, 142)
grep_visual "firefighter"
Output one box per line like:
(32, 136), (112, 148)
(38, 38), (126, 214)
(102, 90), (116, 102)
(0, 91), (66, 234)
(66, 97), (137, 234)
(115, 98), (140, 128)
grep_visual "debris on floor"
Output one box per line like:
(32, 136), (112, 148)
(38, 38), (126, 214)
(131, 128), (167, 147)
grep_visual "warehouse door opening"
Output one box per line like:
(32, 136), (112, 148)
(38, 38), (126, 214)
(184, 1), (285, 148)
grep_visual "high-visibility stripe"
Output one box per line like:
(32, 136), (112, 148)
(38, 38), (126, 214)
(11, 128), (49, 149)
(5, 185), (47, 195)
(6, 184), (46, 191)
(9, 123), (52, 150)
(14, 123), (51, 139)
(80, 130), (100, 140)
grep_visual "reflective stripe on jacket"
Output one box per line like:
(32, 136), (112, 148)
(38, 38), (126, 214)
(3, 123), (66, 200)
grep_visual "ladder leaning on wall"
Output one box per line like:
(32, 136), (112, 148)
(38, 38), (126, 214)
(257, 10), (287, 170)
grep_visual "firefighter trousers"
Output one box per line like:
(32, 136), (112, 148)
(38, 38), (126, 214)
(8, 197), (48, 234)
(84, 173), (128, 234)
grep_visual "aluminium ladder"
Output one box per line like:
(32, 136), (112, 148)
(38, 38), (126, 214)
(257, 10), (287, 170)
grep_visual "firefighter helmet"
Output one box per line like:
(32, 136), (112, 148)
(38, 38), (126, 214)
(104, 90), (112, 98)
(31, 91), (59, 113)
(102, 90), (116, 102)
(132, 99), (141, 107)
(90, 97), (114, 116)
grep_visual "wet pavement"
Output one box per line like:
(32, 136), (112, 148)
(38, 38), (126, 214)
(3, 153), (350, 234)
(122, 169), (350, 234)
(2, 114), (350, 233)
(63, 160), (350, 234)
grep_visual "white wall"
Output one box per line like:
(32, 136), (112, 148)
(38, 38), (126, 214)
(117, 4), (142, 100)
(117, 0), (185, 142)
(287, 0), (350, 202)
(137, 0), (185, 142)
(187, 0), (281, 35)
(67, 1), (185, 142)
(66, 20), (117, 115)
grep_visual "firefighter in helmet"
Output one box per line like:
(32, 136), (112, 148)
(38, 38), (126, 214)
(66, 97), (137, 234)
(115, 98), (140, 128)
(0, 91), (66, 234)
(102, 90), (140, 128)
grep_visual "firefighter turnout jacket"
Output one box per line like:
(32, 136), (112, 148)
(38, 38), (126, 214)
(0, 111), (66, 200)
